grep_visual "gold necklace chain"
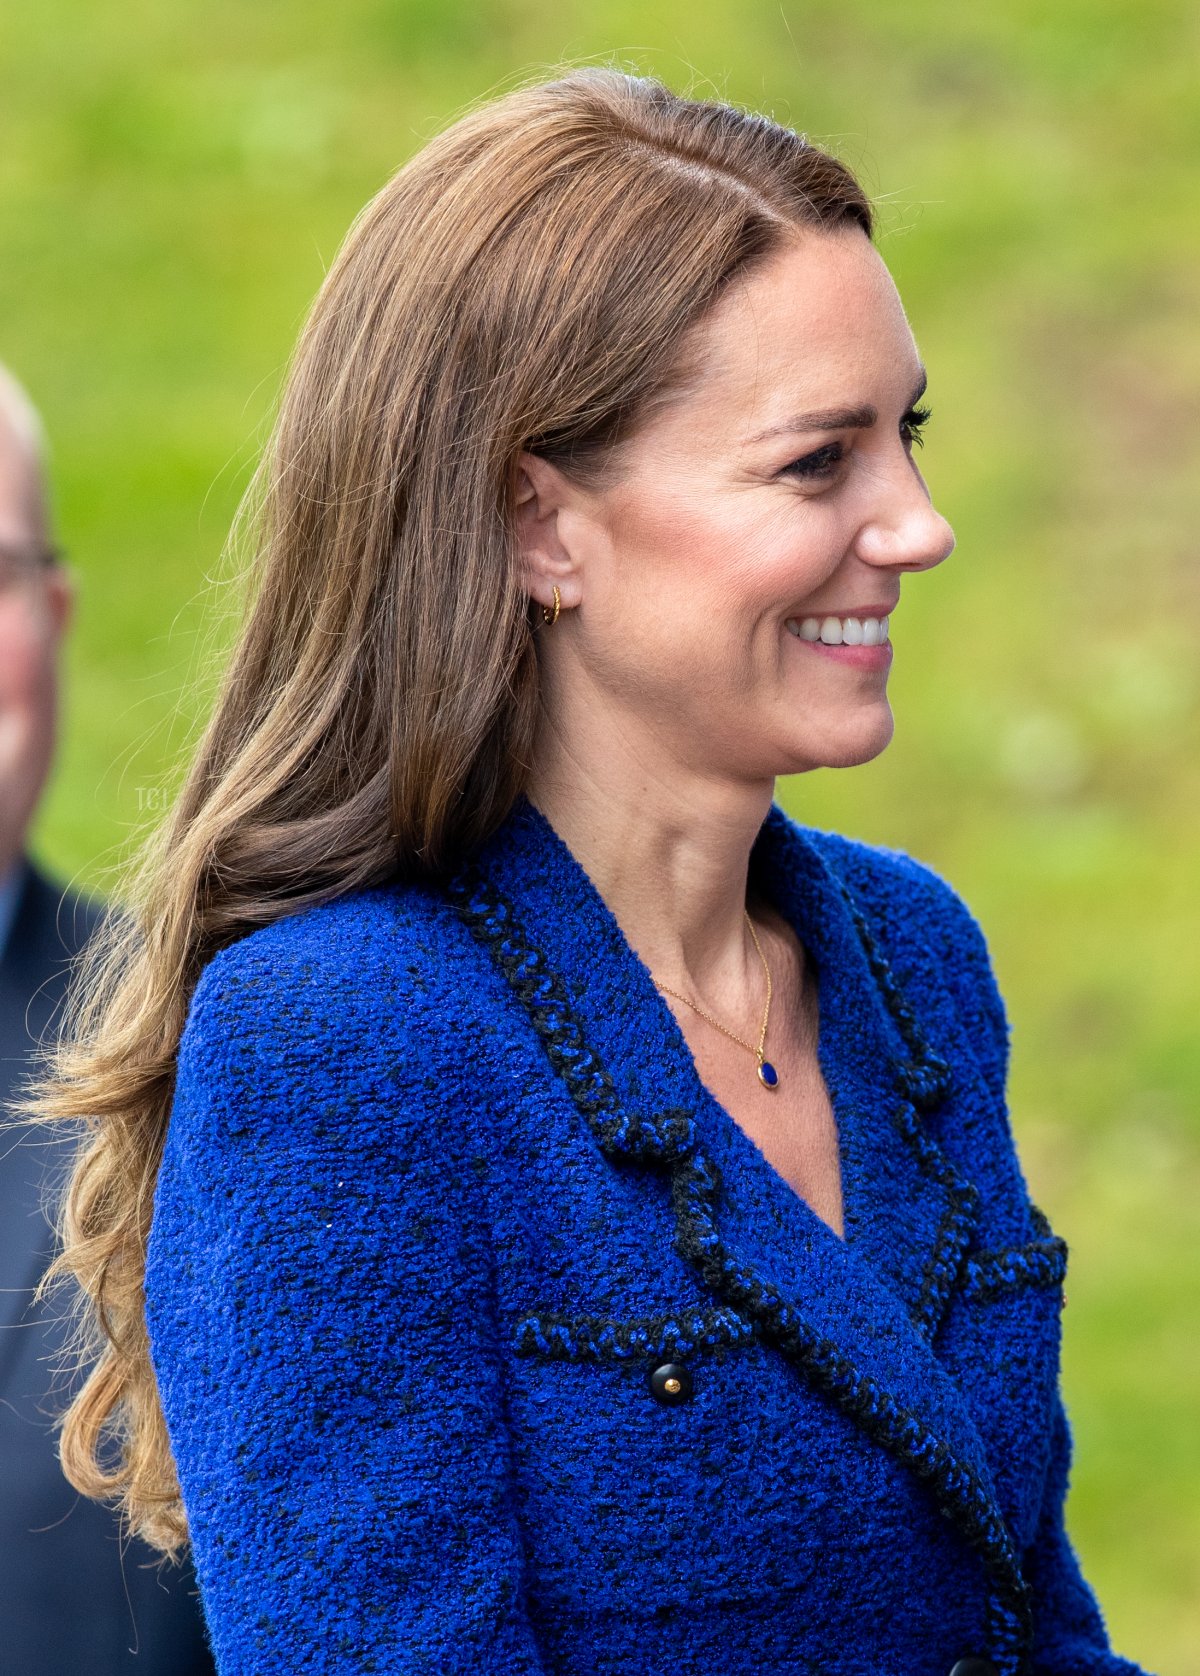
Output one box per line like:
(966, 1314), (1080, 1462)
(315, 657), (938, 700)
(653, 910), (780, 1090)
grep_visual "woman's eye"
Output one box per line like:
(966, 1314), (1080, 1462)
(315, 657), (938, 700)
(782, 443), (844, 481)
(782, 403), (933, 483)
(901, 401), (933, 449)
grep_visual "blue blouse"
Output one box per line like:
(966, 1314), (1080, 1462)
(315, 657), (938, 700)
(145, 794), (1152, 1675)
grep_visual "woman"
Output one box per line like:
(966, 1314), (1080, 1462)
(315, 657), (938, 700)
(28, 67), (1151, 1676)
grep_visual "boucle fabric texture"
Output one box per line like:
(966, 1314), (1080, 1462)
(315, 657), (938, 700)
(146, 794), (1152, 1676)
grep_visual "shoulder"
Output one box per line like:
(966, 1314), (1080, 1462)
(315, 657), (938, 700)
(793, 819), (1011, 1091)
(176, 879), (473, 1154)
(804, 824), (993, 959)
(186, 878), (452, 1040)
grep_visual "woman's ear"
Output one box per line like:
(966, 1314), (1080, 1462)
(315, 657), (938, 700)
(513, 452), (584, 615)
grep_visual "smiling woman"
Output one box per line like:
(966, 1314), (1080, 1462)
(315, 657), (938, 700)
(16, 64), (1152, 1676)
(513, 226), (953, 796)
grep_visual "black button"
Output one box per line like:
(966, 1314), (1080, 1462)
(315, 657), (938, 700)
(649, 1361), (693, 1405)
(949, 1661), (1000, 1676)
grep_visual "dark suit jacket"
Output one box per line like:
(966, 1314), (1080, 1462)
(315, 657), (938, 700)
(0, 853), (214, 1675)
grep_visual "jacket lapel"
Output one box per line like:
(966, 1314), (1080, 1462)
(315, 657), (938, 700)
(449, 795), (1032, 1666)
(748, 803), (983, 1344)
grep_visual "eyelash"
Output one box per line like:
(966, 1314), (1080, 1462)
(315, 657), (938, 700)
(783, 403), (933, 481)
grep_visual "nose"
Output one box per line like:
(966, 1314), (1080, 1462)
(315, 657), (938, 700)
(854, 462), (955, 575)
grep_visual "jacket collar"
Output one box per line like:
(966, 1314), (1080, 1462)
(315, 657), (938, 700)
(454, 792), (978, 1328)
(447, 792), (1030, 1664)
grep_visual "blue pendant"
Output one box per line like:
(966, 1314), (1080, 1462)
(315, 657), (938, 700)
(757, 1060), (779, 1089)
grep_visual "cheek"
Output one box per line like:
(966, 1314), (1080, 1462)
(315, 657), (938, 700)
(606, 553), (754, 686)
(585, 483), (849, 718)
(603, 490), (804, 626)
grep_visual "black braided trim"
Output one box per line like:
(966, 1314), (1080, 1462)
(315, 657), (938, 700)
(960, 1236), (1069, 1305)
(666, 1143), (1033, 1668)
(831, 874), (956, 1113)
(512, 1303), (761, 1363)
(892, 1100), (982, 1341)
(445, 864), (695, 1166)
(446, 862), (1034, 1673)
(836, 864), (982, 1344)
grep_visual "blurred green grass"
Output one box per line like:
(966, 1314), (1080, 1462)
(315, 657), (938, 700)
(3, 3), (1196, 1667)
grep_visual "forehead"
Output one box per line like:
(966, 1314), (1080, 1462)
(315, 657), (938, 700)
(657, 229), (919, 446)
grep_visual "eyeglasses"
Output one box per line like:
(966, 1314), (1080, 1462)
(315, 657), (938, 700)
(0, 541), (66, 591)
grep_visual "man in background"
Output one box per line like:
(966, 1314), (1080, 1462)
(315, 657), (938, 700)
(0, 363), (214, 1672)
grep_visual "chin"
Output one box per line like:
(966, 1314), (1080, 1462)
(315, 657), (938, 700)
(781, 707), (895, 773)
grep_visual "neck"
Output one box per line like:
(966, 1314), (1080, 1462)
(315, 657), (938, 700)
(524, 698), (777, 1004)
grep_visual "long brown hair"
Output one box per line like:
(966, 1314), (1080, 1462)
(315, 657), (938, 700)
(15, 64), (873, 1554)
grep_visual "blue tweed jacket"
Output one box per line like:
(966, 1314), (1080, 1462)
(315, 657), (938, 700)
(146, 794), (1152, 1676)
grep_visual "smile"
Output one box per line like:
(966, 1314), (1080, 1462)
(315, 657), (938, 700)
(785, 615), (890, 646)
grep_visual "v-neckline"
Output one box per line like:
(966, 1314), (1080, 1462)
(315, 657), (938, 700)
(466, 794), (911, 1268)
(657, 897), (856, 1255)
(713, 880), (846, 1242)
(650, 902), (849, 1254)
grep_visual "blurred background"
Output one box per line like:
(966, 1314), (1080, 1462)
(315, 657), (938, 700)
(3, 1), (1196, 1666)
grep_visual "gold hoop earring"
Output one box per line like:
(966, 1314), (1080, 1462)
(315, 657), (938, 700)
(541, 585), (561, 626)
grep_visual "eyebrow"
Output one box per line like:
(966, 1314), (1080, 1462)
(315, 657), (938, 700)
(744, 367), (928, 445)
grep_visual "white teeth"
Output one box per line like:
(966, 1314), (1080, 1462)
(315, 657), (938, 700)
(785, 614), (891, 645)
